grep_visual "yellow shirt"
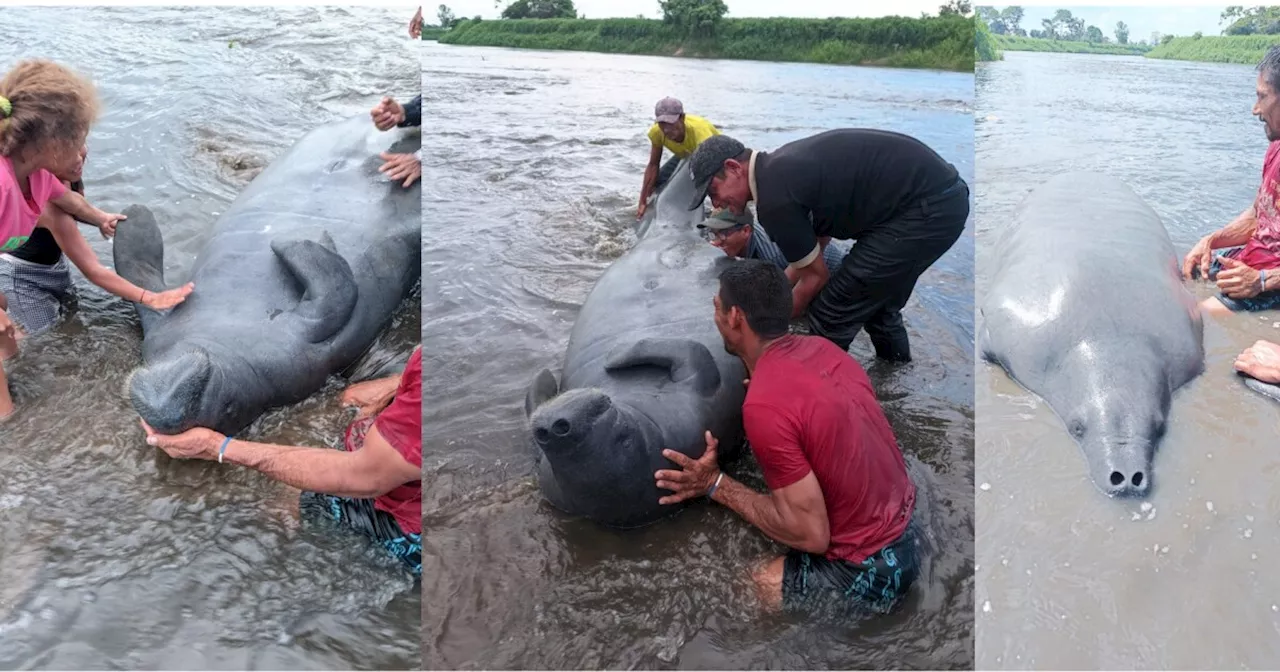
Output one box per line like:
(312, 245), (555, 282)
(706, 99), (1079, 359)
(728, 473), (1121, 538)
(647, 114), (720, 159)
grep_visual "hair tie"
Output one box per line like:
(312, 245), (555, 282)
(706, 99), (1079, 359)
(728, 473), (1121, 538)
(0, 96), (10, 119)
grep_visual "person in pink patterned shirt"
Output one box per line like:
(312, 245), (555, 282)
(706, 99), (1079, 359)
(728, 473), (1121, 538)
(0, 60), (126, 420)
(1184, 46), (1280, 316)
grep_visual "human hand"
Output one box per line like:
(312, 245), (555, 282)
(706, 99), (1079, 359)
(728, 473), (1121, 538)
(409, 6), (423, 38)
(141, 282), (194, 311)
(637, 200), (648, 219)
(1235, 340), (1280, 384)
(0, 309), (15, 343)
(379, 152), (420, 188)
(371, 96), (406, 131)
(655, 430), (721, 505)
(1182, 236), (1214, 280)
(139, 419), (223, 461)
(97, 211), (127, 238)
(1215, 255), (1263, 298)
(340, 376), (399, 419)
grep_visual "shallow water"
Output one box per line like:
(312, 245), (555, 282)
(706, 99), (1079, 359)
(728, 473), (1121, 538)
(976, 51), (1280, 669)
(422, 42), (975, 669)
(0, 7), (421, 668)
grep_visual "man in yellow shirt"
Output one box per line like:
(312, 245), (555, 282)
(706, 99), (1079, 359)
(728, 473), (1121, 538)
(637, 97), (719, 218)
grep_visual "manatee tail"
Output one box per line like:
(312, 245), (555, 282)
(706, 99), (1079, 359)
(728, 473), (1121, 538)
(112, 204), (169, 334)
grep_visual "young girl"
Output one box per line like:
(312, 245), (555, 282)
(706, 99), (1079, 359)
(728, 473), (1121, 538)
(0, 59), (125, 420)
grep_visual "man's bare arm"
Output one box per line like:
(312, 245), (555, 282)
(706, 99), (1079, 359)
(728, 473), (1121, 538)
(712, 471), (830, 554)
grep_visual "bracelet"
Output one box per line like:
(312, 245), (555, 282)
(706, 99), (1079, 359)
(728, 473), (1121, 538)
(218, 435), (233, 464)
(707, 471), (724, 499)
(1262, 269), (1269, 293)
(139, 288), (147, 303)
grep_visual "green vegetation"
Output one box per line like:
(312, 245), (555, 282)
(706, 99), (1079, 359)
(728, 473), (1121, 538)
(437, 14), (974, 71)
(421, 26), (447, 40)
(1148, 34), (1280, 64)
(976, 17), (1001, 61)
(977, 6), (1152, 56)
(991, 34), (1149, 55)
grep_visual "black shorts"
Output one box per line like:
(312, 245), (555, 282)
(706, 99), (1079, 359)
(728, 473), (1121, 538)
(782, 520), (921, 614)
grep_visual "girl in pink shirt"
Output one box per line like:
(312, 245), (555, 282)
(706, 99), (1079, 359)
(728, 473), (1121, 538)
(0, 60), (125, 420)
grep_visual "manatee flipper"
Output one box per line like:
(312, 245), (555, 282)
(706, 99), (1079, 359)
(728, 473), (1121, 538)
(525, 368), (559, 417)
(604, 338), (721, 395)
(111, 204), (169, 333)
(1242, 375), (1280, 403)
(271, 236), (358, 343)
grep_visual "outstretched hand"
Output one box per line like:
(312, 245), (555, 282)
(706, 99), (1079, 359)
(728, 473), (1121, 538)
(1236, 340), (1280, 384)
(1182, 235), (1214, 280)
(371, 96), (406, 131)
(97, 211), (127, 238)
(1215, 255), (1263, 299)
(379, 152), (421, 188)
(141, 282), (195, 311)
(654, 430), (720, 505)
(139, 418), (223, 461)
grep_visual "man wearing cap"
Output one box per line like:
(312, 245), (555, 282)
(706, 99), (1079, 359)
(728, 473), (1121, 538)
(700, 208), (848, 283)
(687, 130), (968, 362)
(637, 97), (720, 219)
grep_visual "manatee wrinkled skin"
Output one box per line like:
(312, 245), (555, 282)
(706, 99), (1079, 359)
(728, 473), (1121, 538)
(114, 114), (420, 435)
(979, 171), (1204, 498)
(525, 160), (747, 528)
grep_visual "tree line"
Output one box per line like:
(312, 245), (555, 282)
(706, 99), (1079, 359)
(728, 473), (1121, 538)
(977, 7), (1145, 45)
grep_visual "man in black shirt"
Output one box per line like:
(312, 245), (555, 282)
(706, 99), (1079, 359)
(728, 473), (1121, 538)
(687, 130), (968, 362)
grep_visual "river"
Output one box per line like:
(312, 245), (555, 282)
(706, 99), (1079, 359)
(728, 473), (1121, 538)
(977, 50), (1280, 668)
(422, 41), (975, 669)
(0, 7), (421, 669)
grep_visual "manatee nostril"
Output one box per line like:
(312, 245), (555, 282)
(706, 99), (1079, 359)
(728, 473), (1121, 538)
(534, 427), (550, 444)
(552, 419), (570, 436)
(1132, 472), (1144, 488)
(1110, 471), (1124, 487)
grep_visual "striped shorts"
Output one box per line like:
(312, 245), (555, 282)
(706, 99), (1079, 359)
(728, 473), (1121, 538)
(0, 254), (74, 336)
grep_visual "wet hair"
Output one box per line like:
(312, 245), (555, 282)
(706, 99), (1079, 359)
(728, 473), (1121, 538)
(1260, 46), (1280, 95)
(0, 60), (99, 159)
(718, 259), (792, 338)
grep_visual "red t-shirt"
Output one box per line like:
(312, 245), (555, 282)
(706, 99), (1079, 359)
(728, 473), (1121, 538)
(1238, 140), (1280, 269)
(373, 346), (422, 535)
(744, 335), (916, 564)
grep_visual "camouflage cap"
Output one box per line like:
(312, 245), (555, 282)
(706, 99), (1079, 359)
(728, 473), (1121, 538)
(654, 96), (683, 123)
(697, 207), (753, 231)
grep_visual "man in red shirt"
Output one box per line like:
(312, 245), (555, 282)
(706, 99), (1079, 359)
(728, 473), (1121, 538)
(140, 346), (423, 576)
(654, 259), (920, 613)
(1184, 46), (1280, 314)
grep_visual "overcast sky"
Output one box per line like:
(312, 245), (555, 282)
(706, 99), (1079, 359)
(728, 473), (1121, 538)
(983, 5), (1230, 40)
(438, 0), (948, 20)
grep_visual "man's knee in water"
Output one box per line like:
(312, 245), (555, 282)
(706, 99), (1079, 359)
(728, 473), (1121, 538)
(751, 556), (785, 611)
(1201, 296), (1234, 316)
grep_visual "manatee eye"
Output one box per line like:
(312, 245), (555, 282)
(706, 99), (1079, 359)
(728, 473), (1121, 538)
(1068, 419), (1085, 439)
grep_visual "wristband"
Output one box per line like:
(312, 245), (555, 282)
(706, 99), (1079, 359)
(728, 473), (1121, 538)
(707, 471), (724, 499)
(218, 435), (233, 464)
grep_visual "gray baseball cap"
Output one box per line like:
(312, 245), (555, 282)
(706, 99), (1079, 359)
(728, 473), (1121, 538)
(697, 208), (753, 231)
(688, 134), (746, 210)
(654, 97), (683, 123)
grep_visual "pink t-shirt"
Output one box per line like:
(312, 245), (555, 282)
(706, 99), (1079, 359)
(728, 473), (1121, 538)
(1238, 141), (1280, 269)
(0, 155), (67, 253)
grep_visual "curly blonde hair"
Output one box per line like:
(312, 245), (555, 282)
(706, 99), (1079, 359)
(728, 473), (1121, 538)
(0, 60), (99, 162)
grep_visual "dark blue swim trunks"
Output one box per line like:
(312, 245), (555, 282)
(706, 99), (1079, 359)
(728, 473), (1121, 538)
(781, 519), (921, 614)
(300, 491), (422, 577)
(1208, 246), (1280, 312)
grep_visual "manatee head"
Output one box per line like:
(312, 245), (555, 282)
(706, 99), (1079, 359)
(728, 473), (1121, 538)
(1060, 347), (1170, 499)
(127, 344), (270, 436)
(529, 387), (672, 528)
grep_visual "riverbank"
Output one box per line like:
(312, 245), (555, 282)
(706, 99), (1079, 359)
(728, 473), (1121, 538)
(436, 16), (974, 71)
(993, 34), (1150, 56)
(1147, 34), (1280, 64)
(422, 26), (446, 40)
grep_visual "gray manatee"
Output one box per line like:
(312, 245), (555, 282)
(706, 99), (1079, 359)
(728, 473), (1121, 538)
(113, 114), (420, 436)
(524, 159), (747, 528)
(979, 171), (1204, 498)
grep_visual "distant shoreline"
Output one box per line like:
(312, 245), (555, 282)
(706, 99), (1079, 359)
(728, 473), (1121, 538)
(428, 16), (974, 72)
(991, 34), (1150, 57)
(1147, 35), (1280, 64)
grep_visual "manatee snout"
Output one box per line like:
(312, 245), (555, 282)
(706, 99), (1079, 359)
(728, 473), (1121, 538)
(531, 389), (614, 455)
(127, 349), (213, 434)
(1085, 439), (1153, 498)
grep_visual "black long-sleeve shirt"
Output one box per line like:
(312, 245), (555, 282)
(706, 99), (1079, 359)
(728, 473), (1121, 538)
(399, 95), (421, 128)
